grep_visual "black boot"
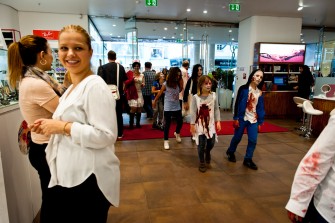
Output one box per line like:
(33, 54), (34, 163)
(129, 113), (134, 129)
(136, 113), (142, 128)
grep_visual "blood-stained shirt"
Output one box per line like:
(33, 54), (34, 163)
(244, 86), (261, 124)
(285, 115), (335, 222)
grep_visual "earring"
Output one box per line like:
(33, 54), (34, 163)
(40, 59), (47, 66)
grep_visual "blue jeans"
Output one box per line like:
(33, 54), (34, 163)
(164, 110), (183, 140)
(227, 119), (258, 160)
(198, 134), (216, 163)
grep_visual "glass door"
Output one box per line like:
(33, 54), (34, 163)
(125, 16), (138, 68)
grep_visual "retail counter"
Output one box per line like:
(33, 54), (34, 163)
(262, 90), (300, 118)
(311, 96), (335, 136)
(0, 104), (41, 223)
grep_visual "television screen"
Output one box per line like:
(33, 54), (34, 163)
(273, 76), (287, 86)
(259, 43), (305, 63)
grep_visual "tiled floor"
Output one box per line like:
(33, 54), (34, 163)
(107, 111), (316, 223)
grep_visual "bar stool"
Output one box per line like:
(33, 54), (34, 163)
(330, 108), (335, 116)
(302, 100), (323, 138)
(293, 96), (310, 132)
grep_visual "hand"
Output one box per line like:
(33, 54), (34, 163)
(233, 120), (239, 128)
(183, 103), (189, 111)
(152, 100), (157, 108)
(258, 124), (261, 132)
(216, 122), (221, 132)
(190, 124), (195, 135)
(287, 210), (303, 223)
(31, 118), (65, 137)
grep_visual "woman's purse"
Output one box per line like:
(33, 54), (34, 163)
(18, 120), (31, 155)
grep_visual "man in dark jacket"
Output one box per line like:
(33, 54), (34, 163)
(98, 50), (128, 139)
(142, 62), (156, 119)
(226, 69), (265, 170)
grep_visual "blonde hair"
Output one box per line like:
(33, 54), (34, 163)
(197, 75), (212, 96)
(59, 25), (92, 50)
(7, 35), (48, 88)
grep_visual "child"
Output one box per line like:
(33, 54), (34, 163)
(153, 67), (183, 150)
(190, 75), (221, 173)
(151, 72), (165, 130)
(226, 69), (265, 170)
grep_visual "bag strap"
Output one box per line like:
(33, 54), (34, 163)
(116, 63), (119, 87)
(189, 79), (193, 94)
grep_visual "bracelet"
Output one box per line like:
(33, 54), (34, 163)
(63, 122), (70, 136)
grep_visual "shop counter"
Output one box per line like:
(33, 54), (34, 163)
(311, 96), (335, 136)
(262, 90), (300, 118)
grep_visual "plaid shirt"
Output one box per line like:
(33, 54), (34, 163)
(142, 70), (156, 96)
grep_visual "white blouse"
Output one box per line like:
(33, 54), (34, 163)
(46, 75), (120, 207)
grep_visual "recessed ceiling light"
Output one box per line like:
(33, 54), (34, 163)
(229, 29), (232, 33)
(174, 27), (178, 30)
(297, 6), (303, 11)
(164, 27), (168, 30)
(163, 37), (166, 39)
(109, 33), (113, 36)
(172, 36), (175, 39)
(190, 36), (194, 39)
(186, 8), (191, 12)
(112, 24), (116, 27)
(231, 38), (235, 41)
(300, 33), (303, 36)
(203, 10), (207, 13)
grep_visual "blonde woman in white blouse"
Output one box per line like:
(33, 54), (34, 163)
(30, 25), (120, 223)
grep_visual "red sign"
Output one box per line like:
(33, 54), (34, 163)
(33, 30), (60, 40)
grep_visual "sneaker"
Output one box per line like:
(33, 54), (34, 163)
(164, 140), (170, 150)
(174, 132), (181, 143)
(199, 162), (207, 173)
(243, 159), (258, 170)
(117, 135), (123, 140)
(191, 135), (196, 142)
(226, 151), (236, 162)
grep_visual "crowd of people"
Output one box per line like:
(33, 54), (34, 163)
(8, 23), (332, 223)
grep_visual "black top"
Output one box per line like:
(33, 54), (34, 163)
(97, 62), (128, 94)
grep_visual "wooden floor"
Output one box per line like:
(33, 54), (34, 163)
(107, 110), (317, 223)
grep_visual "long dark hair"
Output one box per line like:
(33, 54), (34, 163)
(246, 69), (264, 90)
(190, 64), (203, 81)
(166, 67), (181, 88)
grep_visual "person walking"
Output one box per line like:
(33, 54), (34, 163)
(142, 61), (156, 119)
(153, 67), (183, 150)
(179, 60), (189, 109)
(97, 50), (127, 139)
(30, 25), (120, 223)
(190, 75), (221, 173)
(225, 69), (265, 170)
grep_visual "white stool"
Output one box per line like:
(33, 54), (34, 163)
(302, 100), (323, 138)
(330, 108), (335, 116)
(293, 97), (311, 132)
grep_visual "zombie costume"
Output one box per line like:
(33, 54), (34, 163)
(227, 84), (265, 160)
(191, 92), (220, 163)
(286, 115), (335, 223)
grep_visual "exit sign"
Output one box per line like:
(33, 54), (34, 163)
(146, 0), (157, 6)
(229, 3), (240, 11)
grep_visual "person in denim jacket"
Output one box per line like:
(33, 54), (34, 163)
(226, 69), (265, 170)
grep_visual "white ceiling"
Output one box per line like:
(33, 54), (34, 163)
(1, 0), (335, 44)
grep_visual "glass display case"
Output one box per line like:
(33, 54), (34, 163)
(0, 49), (18, 109)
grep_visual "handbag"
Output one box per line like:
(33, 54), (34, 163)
(108, 63), (120, 100)
(18, 120), (31, 155)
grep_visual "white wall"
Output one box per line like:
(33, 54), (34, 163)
(19, 12), (88, 47)
(0, 4), (20, 30)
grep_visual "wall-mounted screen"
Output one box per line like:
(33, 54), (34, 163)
(259, 43), (306, 63)
(273, 75), (288, 86)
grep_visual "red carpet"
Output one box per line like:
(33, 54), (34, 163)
(122, 121), (289, 141)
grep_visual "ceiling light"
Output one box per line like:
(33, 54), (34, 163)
(112, 24), (116, 27)
(174, 27), (178, 30)
(231, 38), (235, 41)
(172, 36), (175, 39)
(229, 29), (232, 33)
(297, 6), (303, 11)
(164, 27), (168, 30)
(163, 37), (166, 39)
(109, 33), (113, 36)
(300, 33), (303, 36)
(203, 10), (207, 13)
(186, 8), (191, 12)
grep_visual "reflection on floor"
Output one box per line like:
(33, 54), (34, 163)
(108, 110), (316, 223)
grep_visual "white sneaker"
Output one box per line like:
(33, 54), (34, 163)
(174, 132), (182, 143)
(164, 140), (170, 150)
